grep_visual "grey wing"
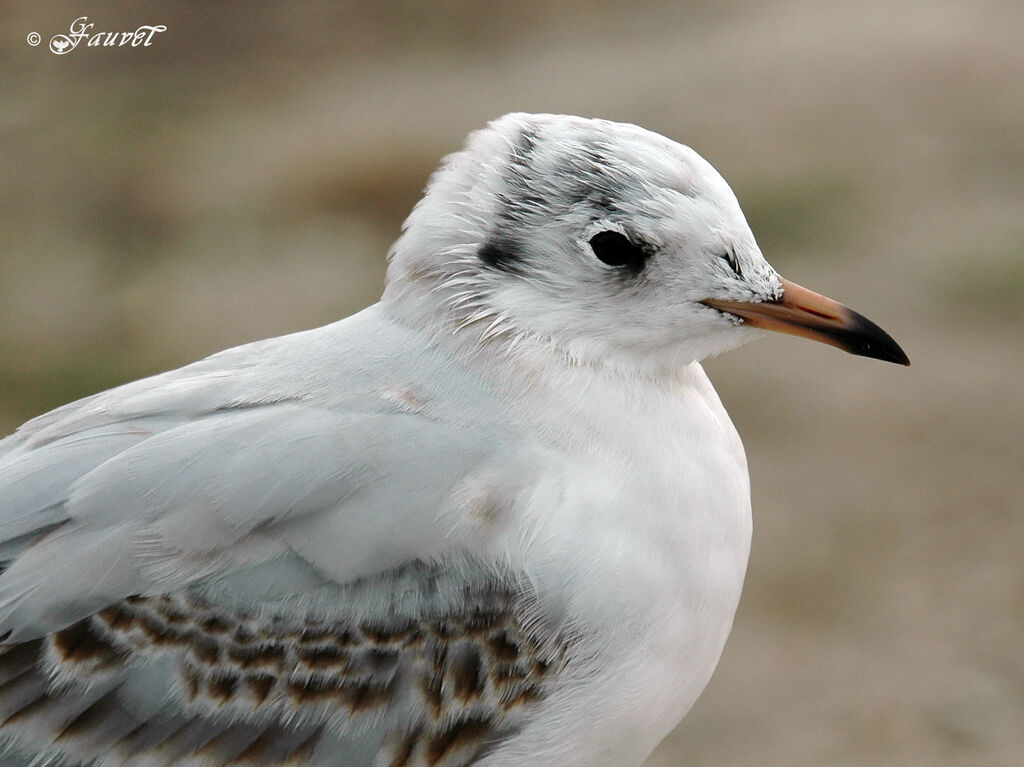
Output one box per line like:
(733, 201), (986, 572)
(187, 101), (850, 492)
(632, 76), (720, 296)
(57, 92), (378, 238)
(0, 305), (565, 767)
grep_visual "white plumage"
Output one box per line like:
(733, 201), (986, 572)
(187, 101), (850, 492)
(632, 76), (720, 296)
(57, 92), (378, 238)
(0, 113), (906, 767)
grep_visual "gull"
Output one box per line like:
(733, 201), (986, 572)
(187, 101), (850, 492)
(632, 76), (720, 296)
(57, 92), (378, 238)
(0, 113), (908, 767)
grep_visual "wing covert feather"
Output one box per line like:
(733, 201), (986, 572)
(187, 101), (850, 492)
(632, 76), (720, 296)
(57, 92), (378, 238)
(0, 305), (520, 641)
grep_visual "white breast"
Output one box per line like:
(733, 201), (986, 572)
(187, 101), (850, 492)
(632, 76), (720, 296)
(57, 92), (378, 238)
(471, 354), (753, 767)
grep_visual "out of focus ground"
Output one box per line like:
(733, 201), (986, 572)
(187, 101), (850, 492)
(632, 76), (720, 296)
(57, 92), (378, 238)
(2, 1), (1022, 765)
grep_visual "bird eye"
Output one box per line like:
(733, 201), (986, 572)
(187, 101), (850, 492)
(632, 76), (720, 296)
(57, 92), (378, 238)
(589, 231), (650, 271)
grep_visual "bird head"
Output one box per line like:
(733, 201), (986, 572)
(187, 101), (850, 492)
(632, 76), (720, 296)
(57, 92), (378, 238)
(385, 113), (908, 373)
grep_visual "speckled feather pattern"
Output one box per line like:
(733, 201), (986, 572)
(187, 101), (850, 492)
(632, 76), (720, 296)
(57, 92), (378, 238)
(0, 564), (567, 767)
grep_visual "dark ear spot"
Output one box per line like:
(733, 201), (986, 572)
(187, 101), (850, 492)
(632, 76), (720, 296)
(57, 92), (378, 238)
(479, 237), (527, 274)
(588, 231), (651, 273)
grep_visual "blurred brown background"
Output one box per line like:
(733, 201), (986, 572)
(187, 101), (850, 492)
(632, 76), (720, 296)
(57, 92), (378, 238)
(2, 1), (1022, 765)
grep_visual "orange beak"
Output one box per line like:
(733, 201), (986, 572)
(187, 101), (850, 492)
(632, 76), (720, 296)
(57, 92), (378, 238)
(702, 278), (910, 365)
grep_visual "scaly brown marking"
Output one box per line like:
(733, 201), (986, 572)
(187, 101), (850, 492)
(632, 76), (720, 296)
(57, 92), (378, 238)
(500, 682), (544, 710)
(485, 630), (520, 663)
(490, 662), (528, 690)
(461, 610), (505, 636)
(362, 647), (400, 675)
(200, 615), (233, 635)
(285, 676), (392, 712)
(449, 645), (485, 704)
(360, 621), (417, 644)
(339, 679), (393, 712)
(295, 644), (347, 670)
(297, 627), (335, 644)
(156, 602), (190, 625)
(419, 671), (445, 719)
(227, 642), (287, 670)
(97, 605), (135, 632)
(429, 620), (463, 641)
(244, 673), (276, 706)
(190, 635), (221, 665)
(52, 619), (124, 665)
(423, 716), (491, 766)
(233, 625), (257, 645)
(332, 628), (364, 648)
(207, 671), (240, 702)
(182, 664), (202, 700)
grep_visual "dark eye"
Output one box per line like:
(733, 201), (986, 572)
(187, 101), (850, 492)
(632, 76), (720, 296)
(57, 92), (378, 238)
(589, 231), (650, 271)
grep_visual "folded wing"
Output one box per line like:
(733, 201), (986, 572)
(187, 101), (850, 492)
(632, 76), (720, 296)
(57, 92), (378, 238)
(0, 305), (558, 767)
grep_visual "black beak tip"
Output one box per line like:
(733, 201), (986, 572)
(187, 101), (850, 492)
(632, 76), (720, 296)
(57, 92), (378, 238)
(845, 311), (910, 366)
(861, 341), (911, 367)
